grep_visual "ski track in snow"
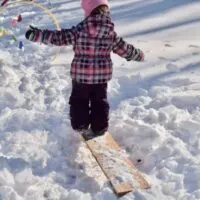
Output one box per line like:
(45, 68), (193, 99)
(0, 0), (200, 199)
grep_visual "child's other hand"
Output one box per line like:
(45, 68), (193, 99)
(25, 25), (41, 41)
(135, 49), (145, 62)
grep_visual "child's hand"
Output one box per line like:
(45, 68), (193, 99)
(25, 25), (41, 42)
(135, 49), (145, 62)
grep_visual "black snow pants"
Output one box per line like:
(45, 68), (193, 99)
(69, 80), (109, 134)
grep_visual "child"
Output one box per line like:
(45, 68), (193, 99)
(25, 0), (144, 140)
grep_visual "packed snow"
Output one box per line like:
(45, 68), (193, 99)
(0, 0), (200, 199)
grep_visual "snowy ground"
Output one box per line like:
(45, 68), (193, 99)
(0, 0), (200, 199)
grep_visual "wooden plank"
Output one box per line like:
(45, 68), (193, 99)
(76, 137), (108, 187)
(85, 132), (150, 196)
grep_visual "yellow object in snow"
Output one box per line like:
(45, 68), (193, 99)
(0, 27), (9, 36)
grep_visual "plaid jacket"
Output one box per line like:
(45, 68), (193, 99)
(32, 13), (143, 84)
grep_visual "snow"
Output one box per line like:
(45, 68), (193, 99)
(0, 0), (200, 199)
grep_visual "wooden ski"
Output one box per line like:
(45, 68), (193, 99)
(83, 132), (150, 196)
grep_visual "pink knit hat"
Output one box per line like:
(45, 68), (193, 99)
(81, 0), (109, 17)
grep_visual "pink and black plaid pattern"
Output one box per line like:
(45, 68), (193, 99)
(34, 13), (144, 84)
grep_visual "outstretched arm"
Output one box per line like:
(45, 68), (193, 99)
(25, 25), (77, 46)
(112, 32), (144, 62)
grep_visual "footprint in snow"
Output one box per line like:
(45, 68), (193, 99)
(158, 57), (177, 62)
(188, 45), (200, 48)
(166, 63), (180, 73)
(192, 52), (199, 56)
(165, 44), (173, 47)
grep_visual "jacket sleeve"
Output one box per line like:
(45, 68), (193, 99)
(112, 32), (144, 61)
(40, 26), (78, 46)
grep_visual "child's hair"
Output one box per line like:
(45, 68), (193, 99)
(90, 5), (109, 15)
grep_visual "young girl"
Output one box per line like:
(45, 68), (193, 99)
(25, 0), (144, 140)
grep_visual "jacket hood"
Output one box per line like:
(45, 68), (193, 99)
(82, 13), (114, 38)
